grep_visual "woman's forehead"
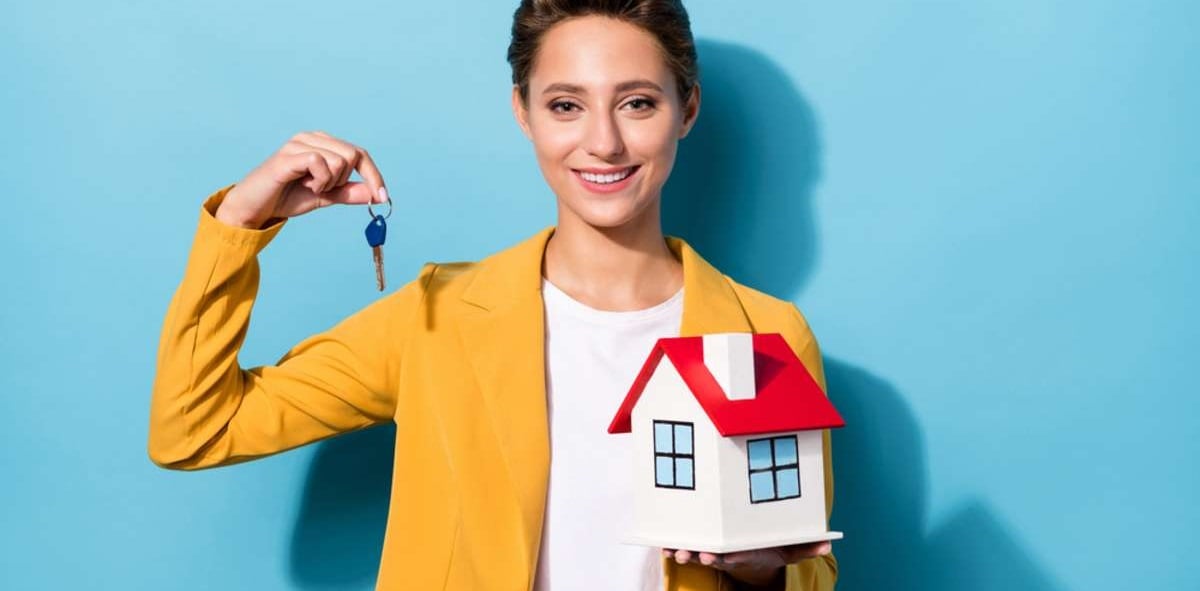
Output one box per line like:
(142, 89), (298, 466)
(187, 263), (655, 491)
(531, 16), (672, 93)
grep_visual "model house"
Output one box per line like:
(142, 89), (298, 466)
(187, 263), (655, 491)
(607, 331), (845, 553)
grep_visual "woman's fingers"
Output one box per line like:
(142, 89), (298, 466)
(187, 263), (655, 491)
(272, 160), (375, 214)
(662, 548), (697, 565)
(320, 181), (377, 206)
(308, 131), (357, 189)
(354, 147), (387, 203)
(219, 130), (388, 228)
(293, 132), (354, 191)
(784, 541), (832, 561)
(664, 548), (720, 566)
(660, 541), (832, 568)
(314, 133), (357, 189)
(277, 150), (335, 197)
(299, 130), (387, 202)
(282, 139), (350, 192)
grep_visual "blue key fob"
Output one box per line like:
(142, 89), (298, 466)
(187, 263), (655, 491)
(365, 214), (387, 247)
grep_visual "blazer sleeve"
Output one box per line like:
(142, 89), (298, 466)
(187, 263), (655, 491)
(718, 304), (839, 591)
(147, 183), (436, 471)
(777, 305), (835, 591)
(782, 304), (838, 590)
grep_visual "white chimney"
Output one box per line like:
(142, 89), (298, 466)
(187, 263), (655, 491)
(703, 332), (756, 400)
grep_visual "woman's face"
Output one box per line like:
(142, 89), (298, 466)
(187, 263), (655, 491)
(512, 15), (700, 230)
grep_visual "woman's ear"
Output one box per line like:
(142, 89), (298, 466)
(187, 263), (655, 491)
(512, 85), (533, 140)
(679, 82), (701, 139)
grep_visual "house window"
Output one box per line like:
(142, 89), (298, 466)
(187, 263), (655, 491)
(747, 435), (801, 503)
(653, 420), (694, 489)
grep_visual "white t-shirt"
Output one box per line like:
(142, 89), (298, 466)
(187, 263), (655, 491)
(532, 276), (684, 591)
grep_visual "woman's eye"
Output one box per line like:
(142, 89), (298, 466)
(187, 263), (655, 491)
(550, 101), (579, 113)
(626, 98), (656, 111)
(549, 98), (655, 114)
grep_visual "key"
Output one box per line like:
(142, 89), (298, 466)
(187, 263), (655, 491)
(365, 214), (387, 291)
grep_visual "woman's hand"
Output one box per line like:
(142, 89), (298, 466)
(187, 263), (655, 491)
(662, 541), (832, 589)
(216, 130), (389, 229)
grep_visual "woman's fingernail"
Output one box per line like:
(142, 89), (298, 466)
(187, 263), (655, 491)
(377, 186), (389, 203)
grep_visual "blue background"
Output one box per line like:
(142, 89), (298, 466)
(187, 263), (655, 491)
(2, 1), (1196, 589)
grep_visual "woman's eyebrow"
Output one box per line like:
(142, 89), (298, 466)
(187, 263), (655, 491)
(541, 79), (664, 95)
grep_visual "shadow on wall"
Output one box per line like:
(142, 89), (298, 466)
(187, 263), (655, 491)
(288, 424), (393, 589)
(666, 39), (1069, 591)
(662, 41), (821, 299)
(282, 38), (1067, 591)
(825, 359), (1069, 591)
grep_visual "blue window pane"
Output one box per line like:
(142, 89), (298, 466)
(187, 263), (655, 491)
(656, 456), (674, 486)
(675, 458), (694, 488)
(750, 470), (775, 501)
(654, 422), (673, 453)
(774, 437), (798, 465)
(748, 439), (773, 470)
(776, 468), (800, 498)
(675, 424), (693, 455)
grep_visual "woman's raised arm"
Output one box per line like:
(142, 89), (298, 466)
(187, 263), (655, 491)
(147, 183), (435, 470)
(148, 131), (434, 470)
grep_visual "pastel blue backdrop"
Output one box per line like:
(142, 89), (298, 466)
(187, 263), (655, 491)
(2, 1), (1196, 589)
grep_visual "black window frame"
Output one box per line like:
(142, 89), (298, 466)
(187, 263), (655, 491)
(652, 419), (696, 490)
(747, 434), (802, 503)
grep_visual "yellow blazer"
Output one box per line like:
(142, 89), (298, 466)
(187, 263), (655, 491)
(149, 183), (838, 590)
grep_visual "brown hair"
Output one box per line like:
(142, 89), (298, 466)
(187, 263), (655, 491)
(507, 0), (699, 108)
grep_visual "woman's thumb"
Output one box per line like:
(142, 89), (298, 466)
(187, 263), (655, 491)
(323, 181), (378, 206)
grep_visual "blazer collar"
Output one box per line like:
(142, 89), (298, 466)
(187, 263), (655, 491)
(453, 225), (754, 587)
(460, 225), (753, 335)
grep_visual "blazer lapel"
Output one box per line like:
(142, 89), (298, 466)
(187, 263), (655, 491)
(454, 225), (756, 587)
(668, 234), (756, 337)
(454, 227), (554, 586)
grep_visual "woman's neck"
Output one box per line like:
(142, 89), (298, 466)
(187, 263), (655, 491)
(542, 206), (684, 312)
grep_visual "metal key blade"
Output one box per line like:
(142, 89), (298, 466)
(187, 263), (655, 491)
(372, 245), (385, 291)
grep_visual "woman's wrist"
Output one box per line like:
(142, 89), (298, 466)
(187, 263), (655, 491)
(214, 202), (269, 229)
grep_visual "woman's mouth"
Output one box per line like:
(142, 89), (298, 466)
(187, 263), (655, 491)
(572, 165), (641, 194)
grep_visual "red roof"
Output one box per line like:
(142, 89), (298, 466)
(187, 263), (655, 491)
(607, 333), (845, 436)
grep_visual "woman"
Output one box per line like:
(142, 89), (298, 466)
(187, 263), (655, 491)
(147, 1), (837, 589)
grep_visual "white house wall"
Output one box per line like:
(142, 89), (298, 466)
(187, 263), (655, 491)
(716, 429), (831, 550)
(627, 361), (725, 549)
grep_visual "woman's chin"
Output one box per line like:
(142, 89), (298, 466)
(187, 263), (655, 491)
(557, 185), (658, 229)
(572, 201), (647, 229)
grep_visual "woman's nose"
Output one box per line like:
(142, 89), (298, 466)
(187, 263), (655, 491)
(582, 112), (626, 159)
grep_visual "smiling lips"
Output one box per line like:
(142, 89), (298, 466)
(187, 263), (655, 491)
(573, 165), (641, 193)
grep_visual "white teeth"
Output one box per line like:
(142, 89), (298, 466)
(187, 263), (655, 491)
(580, 167), (634, 184)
